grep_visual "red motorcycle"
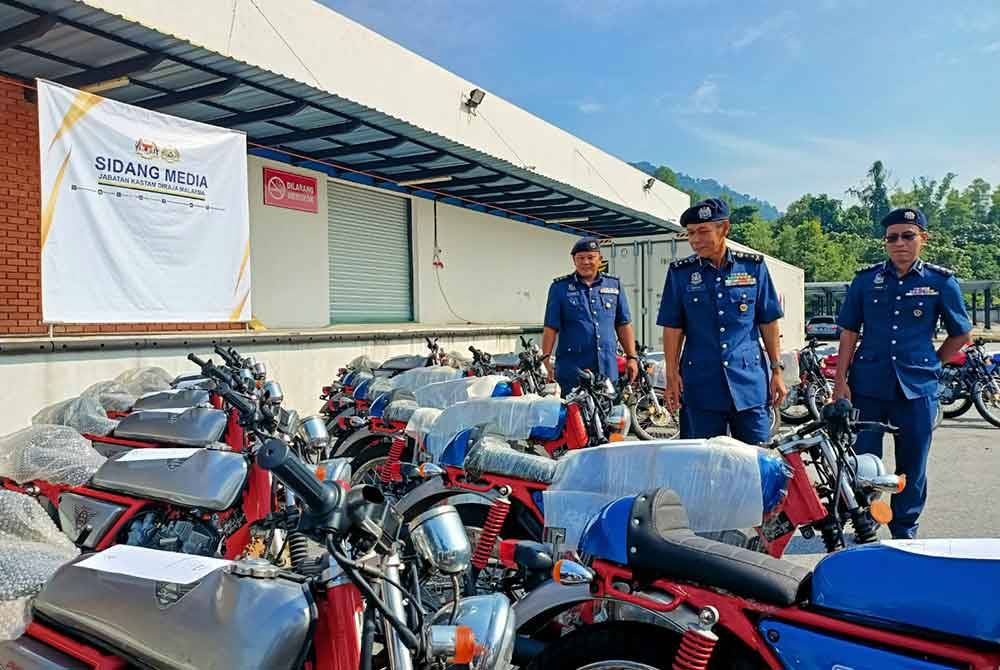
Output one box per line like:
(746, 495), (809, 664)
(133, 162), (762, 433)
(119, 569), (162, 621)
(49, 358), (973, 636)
(514, 486), (1000, 670)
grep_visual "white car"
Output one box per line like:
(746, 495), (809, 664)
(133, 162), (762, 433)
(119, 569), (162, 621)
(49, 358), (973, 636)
(805, 315), (841, 340)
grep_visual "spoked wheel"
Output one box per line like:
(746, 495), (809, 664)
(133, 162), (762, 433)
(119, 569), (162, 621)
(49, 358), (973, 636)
(348, 442), (418, 503)
(526, 623), (678, 670)
(973, 377), (1000, 427)
(779, 386), (811, 425)
(629, 394), (680, 440)
(932, 400), (944, 431)
(941, 396), (972, 419)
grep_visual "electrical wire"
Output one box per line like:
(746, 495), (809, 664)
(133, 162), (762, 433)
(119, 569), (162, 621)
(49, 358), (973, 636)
(476, 108), (531, 170)
(248, 0), (326, 90)
(431, 200), (477, 324)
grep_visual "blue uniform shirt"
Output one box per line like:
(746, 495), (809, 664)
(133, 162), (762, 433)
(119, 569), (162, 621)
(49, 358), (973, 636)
(656, 249), (784, 412)
(544, 272), (631, 389)
(837, 259), (972, 401)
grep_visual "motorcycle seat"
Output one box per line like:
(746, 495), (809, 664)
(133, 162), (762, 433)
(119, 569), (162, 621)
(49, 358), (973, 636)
(132, 389), (211, 412)
(812, 540), (1000, 644)
(464, 437), (559, 484)
(593, 488), (811, 607)
(112, 407), (227, 447)
(384, 399), (419, 424)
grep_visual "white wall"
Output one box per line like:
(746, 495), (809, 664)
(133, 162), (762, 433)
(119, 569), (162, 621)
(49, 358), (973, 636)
(82, 0), (689, 227)
(0, 332), (533, 435)
(410, 198), (576, 324)
(247, 156), (329, 328)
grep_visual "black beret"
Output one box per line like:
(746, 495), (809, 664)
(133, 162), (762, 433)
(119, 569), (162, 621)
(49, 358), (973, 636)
(881, 207), (927, 229)
(571, 237), (601, 255)
(680, 198), (730, 226)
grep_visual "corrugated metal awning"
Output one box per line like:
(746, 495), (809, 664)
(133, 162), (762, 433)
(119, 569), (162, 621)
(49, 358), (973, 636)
(0, 0), (681, 238)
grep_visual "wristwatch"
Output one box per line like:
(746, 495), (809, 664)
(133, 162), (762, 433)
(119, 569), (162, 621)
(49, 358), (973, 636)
(626, 355), (638, 361)
(770, 360), (784, 370)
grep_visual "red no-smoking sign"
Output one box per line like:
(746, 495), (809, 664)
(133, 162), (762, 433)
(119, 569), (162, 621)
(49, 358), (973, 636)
(262, 167), (318, 213)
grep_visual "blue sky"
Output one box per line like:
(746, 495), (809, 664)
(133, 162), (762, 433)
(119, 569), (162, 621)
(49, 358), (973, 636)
(321, 1), (1000, 210)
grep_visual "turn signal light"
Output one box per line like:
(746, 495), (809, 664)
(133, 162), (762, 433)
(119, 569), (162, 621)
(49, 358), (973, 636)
(870, 500), (893, 525)
(896, 474), (907, 493)
(315, 465), (327, 481)
(451, 625), (479, 664)
(608, 432), (625, 442)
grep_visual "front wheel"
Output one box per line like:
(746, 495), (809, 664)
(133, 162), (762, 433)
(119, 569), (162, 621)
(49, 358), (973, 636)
(805, 379), (833, 421)
(629, 394), (680, 440)
(526, 623), (678, 670)
(779, 385), (811, 425)
(972, 377), (1000, 428)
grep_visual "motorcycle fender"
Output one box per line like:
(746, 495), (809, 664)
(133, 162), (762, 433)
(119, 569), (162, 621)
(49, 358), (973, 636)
(394, 479), (496, 520)
(328, 407), (356, 433)
(513, 580), (697, 636)
(334, 427), (382, 458)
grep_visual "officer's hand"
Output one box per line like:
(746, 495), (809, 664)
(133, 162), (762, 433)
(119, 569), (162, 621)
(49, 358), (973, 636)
(663, 376), (682, 413)
(833, 380), (851, 403)
(770, 369), (788, 409)
(544, 359), (555, 384)
(626, 358), (639, 383)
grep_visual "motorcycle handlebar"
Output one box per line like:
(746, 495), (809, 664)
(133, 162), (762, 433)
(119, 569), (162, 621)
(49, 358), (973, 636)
(257, 437), (341, 518)
(213, 344), (239, 367)
(187, 353), (243, 391)
(853, 420), (899, 435)
(216, 382), (256, 419)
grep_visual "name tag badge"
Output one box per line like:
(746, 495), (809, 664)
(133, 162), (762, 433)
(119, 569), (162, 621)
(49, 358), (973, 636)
(598, 287), (619, 295)
(905, 287), (939, 297)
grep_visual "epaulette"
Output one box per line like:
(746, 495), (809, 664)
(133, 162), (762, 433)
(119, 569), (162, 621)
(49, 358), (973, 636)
(552, 274), (573, 283)
(732, 250), (763, 263)
(855, 262), (883, 274)
(602, 273), (619, 281)
(924, 262), (955, 277)
(670, 254), (698, 269)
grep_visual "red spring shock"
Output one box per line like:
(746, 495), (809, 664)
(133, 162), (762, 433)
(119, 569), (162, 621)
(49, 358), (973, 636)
(672, 607), (720, 670)
(471, 494), (511, 570)
(379, 437), (406, 483)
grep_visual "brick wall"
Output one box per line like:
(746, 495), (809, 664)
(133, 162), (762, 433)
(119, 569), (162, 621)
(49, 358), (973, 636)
(0, 79), (241, 337)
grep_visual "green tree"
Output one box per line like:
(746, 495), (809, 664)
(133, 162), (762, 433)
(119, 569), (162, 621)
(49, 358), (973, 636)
(849, 160), (892, 233)
(780, 193), (843, 233)
(728, 205), (778, 256)
(774, 219), (856, 282)
(653, 166), (678, 189)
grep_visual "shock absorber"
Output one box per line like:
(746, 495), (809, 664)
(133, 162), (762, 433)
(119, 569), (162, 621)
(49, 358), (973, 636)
(672, 607), (720, 670)
(287, 531), (310, 572)
(471, 491), (511, 571)
(379, 436), (407, 483)
(851, 508), (878, 544)
(818, 514), (845, 553)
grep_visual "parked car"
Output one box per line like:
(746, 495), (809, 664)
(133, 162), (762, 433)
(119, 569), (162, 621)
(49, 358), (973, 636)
(806, 315), (841, 340)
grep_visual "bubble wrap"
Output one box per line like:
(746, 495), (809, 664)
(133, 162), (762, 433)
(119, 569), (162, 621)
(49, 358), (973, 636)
(490, 352), (521, 369)
(649, 361), (668, 389)
(0, 490), (79, 640)
(391, 366), (464, 392)
(464, 436), (559, 484)
(81, 380), (136, 413)
(384, 399), (419, 424)
(31, 396), (119, 436)
(414, 375), (510, 409)
(405, 407), (444, 445)
(424, 396), (563, 462)
(444, 351), (472, 368)
(543, 437), (766, 550)
(114, 367), (173, 396)
(347, 355), (380, 372)
(0, 425), (106, 486)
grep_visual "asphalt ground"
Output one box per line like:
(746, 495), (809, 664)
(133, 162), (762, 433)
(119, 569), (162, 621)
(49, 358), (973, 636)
(782, 411), (1000, 569)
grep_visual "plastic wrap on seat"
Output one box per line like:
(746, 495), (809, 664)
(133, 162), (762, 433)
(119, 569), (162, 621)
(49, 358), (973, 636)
(366, 377), (399, 401)
(114, 367), (173, 396)
(391, 366), (465, 393)
(80, 380), (136, 413)
(444, 351), (472, 368)
(424, 396), (563, 462)
(542, 437), (776, 550)
(0, 490), (79, 640)
(464, 436), (559, 484)
(346, 355), (379, 373)
(405, 407), (444, 444)
(30, 396), (118, 436)
(384, 399), (419, 424)
(414, 375), (510, 409)
(0, 426), (106, 486)
(649, 361), (668, 389)
(490, 353), (521, 369)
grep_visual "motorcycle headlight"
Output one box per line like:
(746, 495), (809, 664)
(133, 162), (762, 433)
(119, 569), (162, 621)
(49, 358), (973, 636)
(409, 505), (471, 575)
(262, 380), (284, 406)
(253, 361), (267, 379)
(851, 453), (887, 480)
(606, 403), (631, 436)
(432, 593), (515, 670)
(297, 414), (331, 450)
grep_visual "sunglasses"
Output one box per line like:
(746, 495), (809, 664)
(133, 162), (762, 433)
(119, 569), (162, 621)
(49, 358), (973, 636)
(884, 231), (920, 243)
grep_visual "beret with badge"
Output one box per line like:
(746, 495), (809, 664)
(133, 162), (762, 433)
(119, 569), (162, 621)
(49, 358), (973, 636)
(571, 236), (602, 255)
(881, 207), (927, 230)
(680, 197), (730, 226)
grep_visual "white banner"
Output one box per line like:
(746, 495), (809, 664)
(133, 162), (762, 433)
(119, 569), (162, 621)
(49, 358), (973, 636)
(38, 80), (251, 323)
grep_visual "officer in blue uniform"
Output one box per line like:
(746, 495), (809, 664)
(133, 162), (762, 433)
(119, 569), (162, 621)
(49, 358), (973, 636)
(542, 237), (638, 395)
(657, 198), (787, 444)
(834, 207), (971, 539)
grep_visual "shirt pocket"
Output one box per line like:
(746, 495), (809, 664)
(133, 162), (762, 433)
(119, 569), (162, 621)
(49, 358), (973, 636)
(682, 291), (710, 314)
(728, 288), (756, 319)
(899, 293), (936, 326)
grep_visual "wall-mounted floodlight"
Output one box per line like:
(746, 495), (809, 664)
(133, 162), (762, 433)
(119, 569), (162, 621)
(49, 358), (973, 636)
(465, 88), (486, 111)
(643, 177), (655, 192)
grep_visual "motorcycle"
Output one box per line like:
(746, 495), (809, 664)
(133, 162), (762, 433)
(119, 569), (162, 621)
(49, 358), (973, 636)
(1, 354), (332, 562)
(0, 439), (518, 670)
(940, 338), (1000, 426)
(618, 344), (680, 440)
(514, 485), (1000, 670)
(779, 338), (835, 425)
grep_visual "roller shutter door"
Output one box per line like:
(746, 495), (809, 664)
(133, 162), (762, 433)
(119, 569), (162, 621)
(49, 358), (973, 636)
(328, 181), (413, 323)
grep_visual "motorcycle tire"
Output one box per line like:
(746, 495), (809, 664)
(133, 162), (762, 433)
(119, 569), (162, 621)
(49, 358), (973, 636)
(932, 401), (944, 431)
(973, 378), (1000, 428)
(942, 396), (973, 419)
(526, 622), (679, 670)
(806, 379), (834, 421)
(768, 405), (781, 437)
(628, 396), (680, 441)
(779, 385), (811, 425)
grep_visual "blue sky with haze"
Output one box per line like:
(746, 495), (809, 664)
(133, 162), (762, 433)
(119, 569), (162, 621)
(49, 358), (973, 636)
(321, 1), (1000, 210)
